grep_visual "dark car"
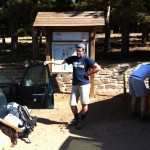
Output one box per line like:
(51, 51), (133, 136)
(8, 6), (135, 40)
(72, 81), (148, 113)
(0, 63), (54, 109)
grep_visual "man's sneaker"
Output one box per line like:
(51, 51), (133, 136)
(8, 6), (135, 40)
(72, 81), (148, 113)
(68, 118), (79, 126)
(76, 119), (84, 130)
(141, 115), (150, 123)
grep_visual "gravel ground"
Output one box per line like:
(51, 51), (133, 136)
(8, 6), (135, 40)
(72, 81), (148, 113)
(12, 93), (150, 150)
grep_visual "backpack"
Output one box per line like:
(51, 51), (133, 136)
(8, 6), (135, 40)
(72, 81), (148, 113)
(7, 102), (37, 143)
(17, 105), (37, 142)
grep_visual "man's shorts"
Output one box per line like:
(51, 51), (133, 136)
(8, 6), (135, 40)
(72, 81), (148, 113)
(70, 84), (91, 106)
(129, 76), (147, 97)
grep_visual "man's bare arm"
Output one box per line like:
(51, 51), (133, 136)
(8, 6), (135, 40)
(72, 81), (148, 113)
(44, 60), (66, 65)
(86, 63), (101, 76)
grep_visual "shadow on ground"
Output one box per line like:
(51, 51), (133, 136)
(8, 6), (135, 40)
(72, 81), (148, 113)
(60, 93), (150, 150)
(37, 117), (68, 125)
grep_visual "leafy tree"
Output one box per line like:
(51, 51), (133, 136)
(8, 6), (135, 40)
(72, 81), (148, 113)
(1, 0), (149, 60)
(134, 0), (150, 43)
(109, 0), (150, 55)
(0, 0), (55, 61)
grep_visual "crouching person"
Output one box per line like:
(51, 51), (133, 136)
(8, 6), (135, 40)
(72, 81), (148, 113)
(0, 114), (21, 150)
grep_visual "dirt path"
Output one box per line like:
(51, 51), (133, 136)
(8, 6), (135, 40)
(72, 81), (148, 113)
(12, 93), (150, 150)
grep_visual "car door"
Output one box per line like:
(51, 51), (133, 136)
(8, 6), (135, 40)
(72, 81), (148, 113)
(0, 71), (19, 103)
(20, 64), (54, 109)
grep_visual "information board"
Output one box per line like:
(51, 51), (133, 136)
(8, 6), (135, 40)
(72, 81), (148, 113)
(53, 32), (89, 41)
(52, 42), (89, 72)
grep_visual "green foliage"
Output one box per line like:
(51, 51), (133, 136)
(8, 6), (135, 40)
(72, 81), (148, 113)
(136, 13), (150, 24)
(109, 0), (150, 32)
(73, 0), (104, 11)
(0, 0), (150, 37)
(17, 28), (26, 36)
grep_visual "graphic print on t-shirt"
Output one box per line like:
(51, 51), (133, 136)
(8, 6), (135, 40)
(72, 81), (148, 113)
(73, 62), (85, 69)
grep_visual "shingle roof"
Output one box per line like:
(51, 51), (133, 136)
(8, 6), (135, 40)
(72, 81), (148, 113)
(33, 11), (105, 27)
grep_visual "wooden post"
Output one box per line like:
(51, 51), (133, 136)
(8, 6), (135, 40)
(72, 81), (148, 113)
(43, 27), (52, 74)
(89, 27), (96, 98)
(123, 72), (127, 100)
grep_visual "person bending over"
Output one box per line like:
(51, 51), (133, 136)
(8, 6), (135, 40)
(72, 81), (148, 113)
(129, 64), (150, 122)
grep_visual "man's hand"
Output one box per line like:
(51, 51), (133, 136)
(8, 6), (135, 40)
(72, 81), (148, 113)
(44, 60), (66, 65)
(44, 61), (50, 65)
(86, 70), (91, 76)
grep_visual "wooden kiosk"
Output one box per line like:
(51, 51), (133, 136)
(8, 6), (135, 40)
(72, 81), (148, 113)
(33, 11), (105, 97)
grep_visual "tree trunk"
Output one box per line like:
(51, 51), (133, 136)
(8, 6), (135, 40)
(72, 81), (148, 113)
(32, 27), (39, 60)
(9, 20), (18, 62)
(104, 24), (111, 52)
(29, 5), (39, 60)
(2, 34), (6, 44)
(104, 1), (111, 52)
(38, 29), (43, 45)
(11, 32), (18, 62)
(121, 17), (130, 56)
(142, 23), (149, 44)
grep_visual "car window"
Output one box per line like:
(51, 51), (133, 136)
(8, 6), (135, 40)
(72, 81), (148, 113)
(23, 65), (49, 86)
(0, 72), (14, 84)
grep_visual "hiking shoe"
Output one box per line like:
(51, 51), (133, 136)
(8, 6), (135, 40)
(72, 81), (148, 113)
(68, 118), (79, 126)
(76, 119), (84, 130)
(141, 115), (150, 123)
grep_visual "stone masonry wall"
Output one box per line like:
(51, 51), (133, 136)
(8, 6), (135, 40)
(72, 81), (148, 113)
(0, 63), (26, 82)
(52, 62), (150, 94)
(0, 62), (149, 95)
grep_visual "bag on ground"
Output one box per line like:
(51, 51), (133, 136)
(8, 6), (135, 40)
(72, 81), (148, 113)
(18, 105), (37, 139)
(7, 102), (37, 140)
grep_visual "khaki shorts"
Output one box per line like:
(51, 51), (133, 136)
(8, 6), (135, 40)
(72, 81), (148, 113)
(70, 84), (91, 106)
